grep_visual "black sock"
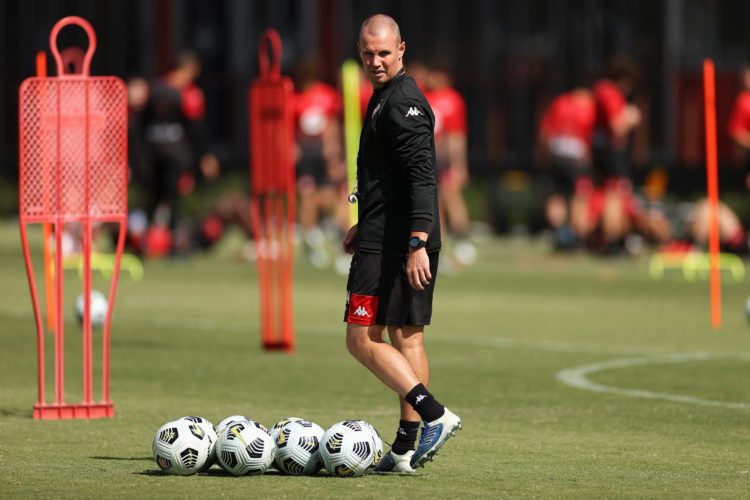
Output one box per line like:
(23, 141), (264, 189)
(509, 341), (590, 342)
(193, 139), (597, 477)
(405, 383), (445, 423)
(391, 420), (420, 455)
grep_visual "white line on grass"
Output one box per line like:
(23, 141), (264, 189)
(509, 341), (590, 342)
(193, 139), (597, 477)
(5, 306), (749, 409)
(557, 353), (750, 410)
(3, 305), (744, 358)
(0, 306), (662, 355)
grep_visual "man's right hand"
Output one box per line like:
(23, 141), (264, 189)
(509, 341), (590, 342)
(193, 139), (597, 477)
(342, 224), (358, 254)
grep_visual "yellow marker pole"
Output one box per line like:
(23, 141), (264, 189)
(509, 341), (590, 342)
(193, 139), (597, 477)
(342, 59), (361, 226)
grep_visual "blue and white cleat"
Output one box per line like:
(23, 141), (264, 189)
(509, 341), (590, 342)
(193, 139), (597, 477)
(410, 408), (462, 469)
(373, 449), (415, 473)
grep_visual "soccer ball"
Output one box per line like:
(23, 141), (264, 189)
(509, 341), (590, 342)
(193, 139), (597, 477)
(358, 420), (383, 470)
(74, 290), (108, 328)
(216, 419), (275, 476)
(214, 415), (252, 435)
(179, 416), (218, 471)
(269, 416), (304, 442)
(273, 419), (325, 475)
(319, 420), (378, 477)
(152, 419), (211, 475)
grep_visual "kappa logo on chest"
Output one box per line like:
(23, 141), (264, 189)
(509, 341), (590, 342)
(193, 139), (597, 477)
(405, 106), (423, 117)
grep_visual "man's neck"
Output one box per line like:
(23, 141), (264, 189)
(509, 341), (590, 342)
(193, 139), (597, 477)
(373, 67), (404, 90)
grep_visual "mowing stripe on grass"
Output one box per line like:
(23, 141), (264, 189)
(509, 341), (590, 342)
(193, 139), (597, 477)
(557, 353), (750, 410)
(1, 306), (658, 355)
(4, 305), (743, 359)
(7, 305), (749, 410)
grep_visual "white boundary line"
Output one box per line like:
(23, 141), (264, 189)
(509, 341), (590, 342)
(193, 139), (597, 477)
(557, 353), (750, 410)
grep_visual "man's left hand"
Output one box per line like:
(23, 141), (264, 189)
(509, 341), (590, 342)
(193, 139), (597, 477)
(406, 248), (431, 290)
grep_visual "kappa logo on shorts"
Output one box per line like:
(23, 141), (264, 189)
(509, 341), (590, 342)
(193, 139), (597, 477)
(352, 306), (371, 318)
(347, 294), (379, 325)
(405, 106), (423, 118)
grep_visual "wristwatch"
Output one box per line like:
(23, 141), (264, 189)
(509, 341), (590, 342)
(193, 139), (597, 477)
(408, 236), (428, 250)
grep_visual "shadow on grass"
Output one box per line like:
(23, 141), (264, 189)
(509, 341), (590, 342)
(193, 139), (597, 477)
(194, 469), (296, 478)
(131, 469), (279, 477)
(130, 467), (398, 479)
(0, 407), (33, 418)
(196, 469), (411, 479)
(132, 470), (168, 476)
(97, 457), (421, 478)
(369, 472), (423, 478)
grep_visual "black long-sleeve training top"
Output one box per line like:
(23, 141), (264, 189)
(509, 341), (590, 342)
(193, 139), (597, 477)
(355, 69), (441, 253)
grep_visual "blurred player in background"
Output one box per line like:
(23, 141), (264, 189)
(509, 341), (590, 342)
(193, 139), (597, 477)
(124, 75), (151, 252)
(406, 60), (429, 91)
(187, 191), (256, 257)
(590, 54), (643, 253)
(593, 54), (642, 179)
(292, 58), (348, 268)
(672, 63), (750, 256)
(538, 85), (597, 249)
(425, 63), (477, 266)
(137, 50), (220, 256)
(126, 76), (150, 183)
(686, 199), (748, 254)
(728, 64), (750, 189)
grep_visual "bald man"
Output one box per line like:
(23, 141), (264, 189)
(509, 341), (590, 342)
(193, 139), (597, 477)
(341, 14), (461, 473)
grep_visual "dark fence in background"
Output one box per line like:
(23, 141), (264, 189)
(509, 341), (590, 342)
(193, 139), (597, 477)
(3, 0), (750, 214)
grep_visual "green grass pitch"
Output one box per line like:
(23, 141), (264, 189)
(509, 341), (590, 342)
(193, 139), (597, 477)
(1, 221), (748, 499)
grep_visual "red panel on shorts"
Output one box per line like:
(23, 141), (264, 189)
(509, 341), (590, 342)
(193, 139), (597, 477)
(347, 294), (379, 325)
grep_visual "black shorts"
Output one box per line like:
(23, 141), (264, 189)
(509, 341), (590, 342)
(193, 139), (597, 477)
(297, 141), (332, 187)
(343, 250), (439, 327)
(548, 155), (591, 197)
(592, 132), (631, 180)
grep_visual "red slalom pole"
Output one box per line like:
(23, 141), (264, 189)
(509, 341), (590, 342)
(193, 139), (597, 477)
(248, 29), (296, 352)
(703, 58), (721, 330)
